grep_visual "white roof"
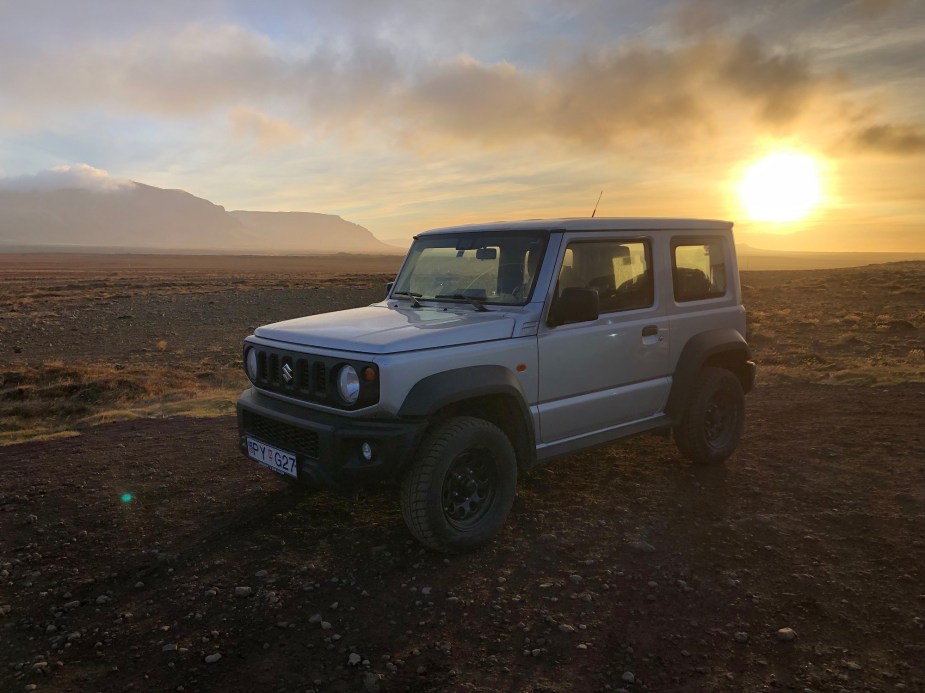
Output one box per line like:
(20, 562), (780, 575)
(419, 217), (733, 236)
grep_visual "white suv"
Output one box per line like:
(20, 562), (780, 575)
(237, 218), (755, 552)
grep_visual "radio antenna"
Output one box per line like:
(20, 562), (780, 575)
(590, 190), (603, 218)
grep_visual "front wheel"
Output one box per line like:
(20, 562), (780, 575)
(673, 367), (745, 465)
(401, 417), (517, 553)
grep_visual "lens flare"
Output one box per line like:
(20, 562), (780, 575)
(121, 493), (134, 503)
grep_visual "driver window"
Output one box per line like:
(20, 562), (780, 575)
(557, 240), (653, 313)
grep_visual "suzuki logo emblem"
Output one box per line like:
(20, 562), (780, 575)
(281, 362), (293, 383)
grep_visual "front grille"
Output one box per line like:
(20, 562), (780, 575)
(245, 345), (377, 409)
(243, 411), (320, 459)
(313, 362), (327, 396)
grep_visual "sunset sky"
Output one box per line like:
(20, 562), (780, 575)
(1, 0), (923, 251)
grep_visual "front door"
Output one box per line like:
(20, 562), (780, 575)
(537, 236), (670, 444)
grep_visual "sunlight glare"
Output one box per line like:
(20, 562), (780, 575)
(739, 152), (822, 223)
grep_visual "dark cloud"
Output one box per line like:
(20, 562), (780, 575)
(853, 123), (925, 155)
(401, 36), (824, 147)
(405, 58), (544, 144)
(719, 35), (818, 124)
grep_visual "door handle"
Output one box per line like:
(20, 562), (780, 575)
(641, 325), (658, 337)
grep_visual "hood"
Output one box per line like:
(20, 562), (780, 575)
(253, 304), (516, 354)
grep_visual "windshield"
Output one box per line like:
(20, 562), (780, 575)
(392, 232), (548, 307)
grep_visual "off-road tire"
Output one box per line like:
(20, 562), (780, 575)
(401, 416), (517, 553)
(674, 366), (745, 465)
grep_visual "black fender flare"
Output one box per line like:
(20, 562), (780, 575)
(398, 365), (536, 467)
(665, 328), (754, 423)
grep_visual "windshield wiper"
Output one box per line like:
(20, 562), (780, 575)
(434, 294), (488, 312)
(392, 291), (423, 308)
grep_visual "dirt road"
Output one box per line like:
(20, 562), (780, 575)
(2, 383), (923, 692)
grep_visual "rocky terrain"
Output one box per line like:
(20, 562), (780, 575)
(1, 256), (923, 692)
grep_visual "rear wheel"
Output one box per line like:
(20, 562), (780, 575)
(401, 417), (517, 552)
(674, 367), (745, 465)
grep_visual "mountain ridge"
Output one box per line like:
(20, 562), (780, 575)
(0, 181), (400, 254)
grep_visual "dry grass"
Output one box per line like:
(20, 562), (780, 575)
(743, 262), (925, 387)
(0, 361), (245, 444)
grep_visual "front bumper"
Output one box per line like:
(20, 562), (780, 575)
(237, 388), (426, 489)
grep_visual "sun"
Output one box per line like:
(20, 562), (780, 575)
(738, 152), (822, 223)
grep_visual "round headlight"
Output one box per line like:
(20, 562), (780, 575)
(337, 365), (360, 404)
(244, 347), (258, 382)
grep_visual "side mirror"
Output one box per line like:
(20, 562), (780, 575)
(384, 281), (394, 298)
(547, 287), (599, 327)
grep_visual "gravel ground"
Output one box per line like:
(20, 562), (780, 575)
(1, 383), (923, 692)
(1, 256), (923, 691)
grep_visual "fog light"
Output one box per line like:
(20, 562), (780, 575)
(361, 442), (373, 462)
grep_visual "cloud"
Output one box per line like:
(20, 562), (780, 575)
(404, 56), (545, 144)
(0, 164), (133, 192)
(0, 3), (919, 162)
(853, 123), (925, 155)
(718, 35), (818, 124)
(0, 15), (834, 149)
(402, 35), (826, 147)
(0, 24), (283, 117)
(229, 107), (302, 148)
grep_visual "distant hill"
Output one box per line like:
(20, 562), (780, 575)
(0, 182), (399, 254)
(229, 211), (395, 254)
(736, 243), (925, 270)
(381, 236), (414, 250)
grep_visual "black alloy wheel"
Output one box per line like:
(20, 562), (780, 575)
(441, 449), (498, 530)
(401, 416), (517, 552)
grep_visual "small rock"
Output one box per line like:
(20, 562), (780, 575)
(569, 574), (583, 584)
(96, 595), (110, 605)
(348, 652), (362, 667)
(362, 671), (381, 692)
(204, 653), (222, 664)
(627, 540), (655, 553)
(559, 624), (576, 633)
(63, 600), (80, 610)
(234, 586), (253, 598)
(162, 643), (178, 652)
(321, 621), (332, 630)
(622, 670), (636, 684)
(255, 570), (268, 578)
(420, 587), (432, 596)
(46, 624), (57, 634)
(134, 581), (144, 589)
(845, 660), (862, 670)
(308, 613), (322, 624)
(734, 632), (749, 643)
(777, 627), (797, 642)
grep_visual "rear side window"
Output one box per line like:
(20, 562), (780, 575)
(557, 239), (653, 313)
(672, 238), (727, 302)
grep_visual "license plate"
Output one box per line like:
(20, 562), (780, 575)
(245, 437), (298, 478)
